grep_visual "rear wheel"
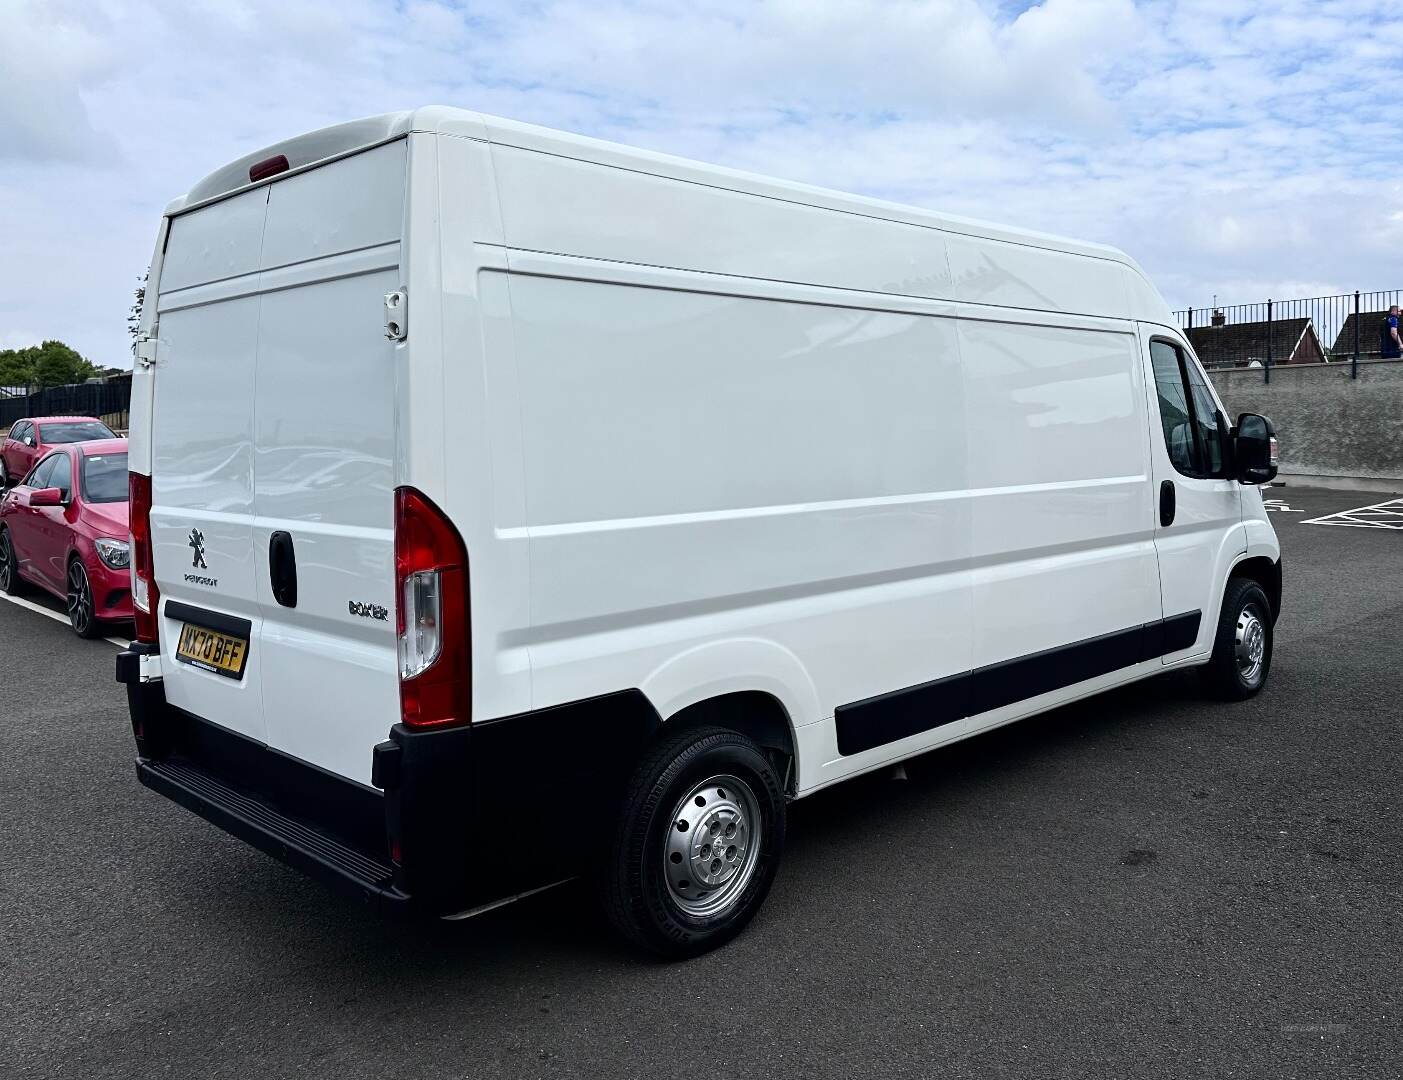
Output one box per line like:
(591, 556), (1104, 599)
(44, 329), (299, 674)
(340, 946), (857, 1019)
(0, 527), (24, 596)
(1200, 577), (1273, 700)
(67, 558), (101, 639)
(604, 725), (786, 959)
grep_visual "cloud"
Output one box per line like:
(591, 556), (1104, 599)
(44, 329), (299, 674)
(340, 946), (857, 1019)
(1, 0), (1402, 364)
(0, 0), (121, 162)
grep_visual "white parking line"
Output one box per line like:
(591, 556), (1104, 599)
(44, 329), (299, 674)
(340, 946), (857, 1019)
(0, 591), (129, 647)
(1302, 498), (1403, 530)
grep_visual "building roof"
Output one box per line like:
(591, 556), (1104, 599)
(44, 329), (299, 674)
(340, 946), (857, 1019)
(1329, 310), (1397, 357)
(1185, 318), (1318, 368)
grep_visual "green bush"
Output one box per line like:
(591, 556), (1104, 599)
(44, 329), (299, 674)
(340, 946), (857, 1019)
(0, 341), (99, 390)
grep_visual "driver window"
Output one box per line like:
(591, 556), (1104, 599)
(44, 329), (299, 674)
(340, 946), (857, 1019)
(1150, 341), (1201, 475)
(50, 454), (73, 500)
(1184, 361), (1225, 476)
(26, 454), (59, 490)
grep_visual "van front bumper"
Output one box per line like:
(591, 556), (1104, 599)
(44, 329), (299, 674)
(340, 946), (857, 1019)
(117, 646), (659, 917)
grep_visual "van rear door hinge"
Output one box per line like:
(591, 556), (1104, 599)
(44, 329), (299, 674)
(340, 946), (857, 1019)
(384, 289), (407, 341)
(135, 332), (159, 368)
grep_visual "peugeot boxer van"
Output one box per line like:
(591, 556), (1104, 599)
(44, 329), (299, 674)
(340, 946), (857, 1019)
(118, 108), (1282, 957)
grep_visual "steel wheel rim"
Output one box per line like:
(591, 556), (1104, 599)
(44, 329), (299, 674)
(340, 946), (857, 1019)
(664, 774), (763, 918)
(1235, 603), (1266, 686)
(67, 561), (91, 634)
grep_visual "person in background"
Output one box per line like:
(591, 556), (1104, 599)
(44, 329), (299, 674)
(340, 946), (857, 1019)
(1381, 305), (1403, 359)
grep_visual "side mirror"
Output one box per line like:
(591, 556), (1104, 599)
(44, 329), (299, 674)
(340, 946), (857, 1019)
(1233, 413), (1278, 485)
(29, 487), (64, 507)
(23, 436), (36, 448)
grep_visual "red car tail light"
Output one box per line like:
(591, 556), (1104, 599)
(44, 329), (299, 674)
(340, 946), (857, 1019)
(129, 472), (160, 645)
(394, 487), (470, 729)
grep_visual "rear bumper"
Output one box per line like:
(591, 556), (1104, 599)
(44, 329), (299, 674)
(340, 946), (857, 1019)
(138, 751), (410, 913)
(117, 646), (660, 917)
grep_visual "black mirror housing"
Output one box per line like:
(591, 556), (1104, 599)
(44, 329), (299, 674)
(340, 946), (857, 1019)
(1233, 412), (1278, 485)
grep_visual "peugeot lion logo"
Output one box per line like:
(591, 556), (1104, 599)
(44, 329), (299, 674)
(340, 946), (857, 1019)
(188, 528), (208, 569)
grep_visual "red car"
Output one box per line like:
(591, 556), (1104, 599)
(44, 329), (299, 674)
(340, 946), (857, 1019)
(1, 416), (117, 489)
(0, 438), (132, 637)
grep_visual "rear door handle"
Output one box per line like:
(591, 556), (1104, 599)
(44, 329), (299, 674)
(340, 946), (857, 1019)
(1159, 480), (1176, 527)
(269, 530), (298, 608)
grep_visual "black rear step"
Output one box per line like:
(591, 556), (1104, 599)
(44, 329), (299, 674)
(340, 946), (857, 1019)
(137, 755), (409, 913)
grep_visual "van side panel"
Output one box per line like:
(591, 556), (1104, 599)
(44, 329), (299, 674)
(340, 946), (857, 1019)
(957, 318), (1161, 677)
(125, 219), (169, 476)
(433, 133), (535, 723)
(945, 233), (1135, 320)
(507, 271), (974, 738)
(490, 144), (953, 300)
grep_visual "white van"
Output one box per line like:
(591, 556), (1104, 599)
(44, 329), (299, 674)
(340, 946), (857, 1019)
(118, 107), (1282, 957)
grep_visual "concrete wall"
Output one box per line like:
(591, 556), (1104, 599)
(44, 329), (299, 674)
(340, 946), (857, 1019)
(1209, 360), (1403, 481)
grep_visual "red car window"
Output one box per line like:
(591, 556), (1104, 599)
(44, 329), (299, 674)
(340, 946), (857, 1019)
(37, 421), (115, 444)
(81, 452), (128, 503)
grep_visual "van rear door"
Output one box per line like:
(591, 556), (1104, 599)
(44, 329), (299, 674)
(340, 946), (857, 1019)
(251, 142), (405, 783)
(150, 141), (407, 783)
(152, 185), (270, 745)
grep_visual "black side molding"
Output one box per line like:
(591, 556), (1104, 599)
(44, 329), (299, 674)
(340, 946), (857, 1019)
(835, 611), (1202, 756)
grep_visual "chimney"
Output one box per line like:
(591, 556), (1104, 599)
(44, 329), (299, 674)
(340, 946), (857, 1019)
(1211, 308), (1226, 327)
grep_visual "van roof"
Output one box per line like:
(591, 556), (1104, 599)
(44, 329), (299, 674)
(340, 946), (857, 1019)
(170, 105), (1150, 284)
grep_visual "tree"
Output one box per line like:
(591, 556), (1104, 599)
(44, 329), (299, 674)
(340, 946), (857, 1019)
(129, 270), (148, 356)
(0, 340), (99, 389)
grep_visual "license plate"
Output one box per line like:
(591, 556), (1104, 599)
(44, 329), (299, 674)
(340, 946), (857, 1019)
(175, 622), (249, 680)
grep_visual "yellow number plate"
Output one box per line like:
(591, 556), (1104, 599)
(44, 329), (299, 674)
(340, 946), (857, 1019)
(175, 622), (249, 680)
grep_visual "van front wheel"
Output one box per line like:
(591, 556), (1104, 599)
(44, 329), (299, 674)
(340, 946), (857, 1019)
(1200, 577), (1274, 701)
(604, 725), (785, 959)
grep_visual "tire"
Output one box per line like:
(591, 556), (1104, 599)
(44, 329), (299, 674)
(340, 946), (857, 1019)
(604, 725), (786, 959)
(0, 527), (24, 596)
(1199, 577), (1274, 701)
(67, 558), (102, 639)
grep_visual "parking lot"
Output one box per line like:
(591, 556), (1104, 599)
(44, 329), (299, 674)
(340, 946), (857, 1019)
(3, 484), (1401, 1078)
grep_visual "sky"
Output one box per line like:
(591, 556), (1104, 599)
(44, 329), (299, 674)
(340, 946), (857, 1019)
(3, 0), (1402, 366)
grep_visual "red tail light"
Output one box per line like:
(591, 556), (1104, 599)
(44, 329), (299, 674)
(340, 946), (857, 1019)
(129, 472), (159, 644)
(394, 487), (470, 729)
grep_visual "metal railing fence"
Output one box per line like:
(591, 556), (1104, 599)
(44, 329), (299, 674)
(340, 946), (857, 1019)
(0, 375), (132, 432)
(1173, 290), (1403, 382)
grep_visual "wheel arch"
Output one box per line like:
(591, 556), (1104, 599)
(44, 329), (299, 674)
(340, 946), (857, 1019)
(1228, 554), (1282, 622)
(640, 637), (818, 795)
(660, 690), (798, 794)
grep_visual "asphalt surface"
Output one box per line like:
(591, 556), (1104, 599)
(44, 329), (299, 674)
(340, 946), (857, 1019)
(3, 485), (1402, 1079)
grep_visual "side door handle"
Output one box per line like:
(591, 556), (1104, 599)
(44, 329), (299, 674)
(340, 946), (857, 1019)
(1159, 480), (1176, 527)
(269, 530), (298, 608)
